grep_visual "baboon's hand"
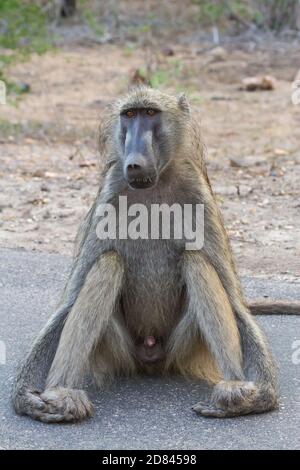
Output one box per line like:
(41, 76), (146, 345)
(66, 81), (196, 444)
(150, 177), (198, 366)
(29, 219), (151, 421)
(14, 387), (93, 423)
(192, 380), (260, 418)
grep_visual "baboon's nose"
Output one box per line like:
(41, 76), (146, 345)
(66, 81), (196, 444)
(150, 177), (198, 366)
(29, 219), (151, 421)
(125, 154), (156, 189)
(126, 162), (143, 177)
(125, 153), (147, 177)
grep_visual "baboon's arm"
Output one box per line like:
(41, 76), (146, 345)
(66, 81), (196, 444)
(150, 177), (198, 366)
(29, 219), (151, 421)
(12, 251), (124, 421)
(46, 252), (124, 388)
(12, 198), (103, 410)
(181, 174), (279, 415)
(170, 251), (244, 381)
(11, 256), (90, 412)
(12, 163), (125, 418)
(12, 307), (69, 412)
(180, 250), (276, 388)
(179, 252), (278, 417)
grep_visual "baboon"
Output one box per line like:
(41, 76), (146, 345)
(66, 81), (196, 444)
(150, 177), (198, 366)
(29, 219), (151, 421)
(12, 86), (300, 423)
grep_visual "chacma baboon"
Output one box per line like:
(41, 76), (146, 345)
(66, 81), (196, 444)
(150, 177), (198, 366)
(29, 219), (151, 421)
(12, 86), (300, 423)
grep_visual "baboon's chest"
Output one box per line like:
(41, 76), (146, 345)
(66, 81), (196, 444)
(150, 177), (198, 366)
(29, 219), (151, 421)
(120, 239), (184, 339)
(116, 178), (191, 338)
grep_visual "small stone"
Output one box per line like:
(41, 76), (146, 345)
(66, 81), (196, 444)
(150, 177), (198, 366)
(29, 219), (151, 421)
(42, 210), (51, 220)
(57, 209), (76, 219)
(241, 75), (276, 91)
(214, 185), (237, 196)
(238, 185), (253, 197)
(78, 161), (96, 168)
(44, 171), (59, 178)
(40, 183), (50, 192)
(161, 47), (175, 57)
(269, 165), (284, 177)
(23, 223), (39, 232)
(32, 169), (45, 178)
(208, 46), (227, 61)
(230, 155), (267, 168)
(274, 148), (289, 156)
(67, 181), (83, 190)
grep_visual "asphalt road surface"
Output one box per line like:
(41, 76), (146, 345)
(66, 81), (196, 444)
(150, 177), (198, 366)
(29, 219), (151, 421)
(0, 248), (299, 450)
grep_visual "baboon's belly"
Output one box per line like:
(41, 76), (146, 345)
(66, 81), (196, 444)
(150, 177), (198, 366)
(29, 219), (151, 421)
(120, 241), (184, 340)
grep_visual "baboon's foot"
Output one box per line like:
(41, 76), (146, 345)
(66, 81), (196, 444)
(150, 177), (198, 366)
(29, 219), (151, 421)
(192, 380), (273, 418)
(14, 387), (93, 423)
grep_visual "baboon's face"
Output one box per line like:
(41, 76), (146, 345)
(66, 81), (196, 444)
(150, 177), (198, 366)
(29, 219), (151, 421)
(119, 107), (165, 190)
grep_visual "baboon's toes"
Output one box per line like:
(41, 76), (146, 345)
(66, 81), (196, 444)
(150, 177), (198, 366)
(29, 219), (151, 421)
(192, 381), (260, 418)
(38, 387), (93, 423)
(212, 380), (258, 409)
(15, 387), (92, 423)
(192, 401), (227, 418)
(13, 389), (45, 415)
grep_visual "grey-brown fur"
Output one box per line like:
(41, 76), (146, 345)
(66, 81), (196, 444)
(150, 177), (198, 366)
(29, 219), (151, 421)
(12, 86), (297, 423)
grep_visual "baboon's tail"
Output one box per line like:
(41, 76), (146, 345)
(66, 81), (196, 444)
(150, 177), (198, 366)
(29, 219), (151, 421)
(249, 301), (300, 315)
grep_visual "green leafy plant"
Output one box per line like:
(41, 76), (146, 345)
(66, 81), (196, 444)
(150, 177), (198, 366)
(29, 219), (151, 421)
(194, 1), (225, 24)
(149, 70), (169, 88)
(0, 0), (52, 99)
(0, 0), (50, 54)
(192, 0), (299, 31)
(83, 10), (104, 37)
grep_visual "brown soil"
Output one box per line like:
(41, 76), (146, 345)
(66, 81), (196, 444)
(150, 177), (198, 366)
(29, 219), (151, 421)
(0, 40), (299, 280)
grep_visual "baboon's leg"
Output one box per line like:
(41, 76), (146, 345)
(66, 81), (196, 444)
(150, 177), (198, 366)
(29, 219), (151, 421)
(12, 308), (69, 419)
(169, 252), (243, 381)
(13, 251), (126, 423)
(12, 228), (100, 420)
(179, 252), (277, 418)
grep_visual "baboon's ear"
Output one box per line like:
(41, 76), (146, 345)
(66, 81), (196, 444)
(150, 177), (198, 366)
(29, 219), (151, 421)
(177, 93), (190, 114)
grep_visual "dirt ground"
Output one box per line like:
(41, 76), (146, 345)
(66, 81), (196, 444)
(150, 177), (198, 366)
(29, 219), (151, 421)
(0, 37), (299, 280)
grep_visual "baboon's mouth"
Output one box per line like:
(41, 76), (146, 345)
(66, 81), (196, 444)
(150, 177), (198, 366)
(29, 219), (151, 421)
(128, 175), (156, 190)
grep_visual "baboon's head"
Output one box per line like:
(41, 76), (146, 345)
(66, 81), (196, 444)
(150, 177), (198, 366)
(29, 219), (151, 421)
(112, 87), (190, 190)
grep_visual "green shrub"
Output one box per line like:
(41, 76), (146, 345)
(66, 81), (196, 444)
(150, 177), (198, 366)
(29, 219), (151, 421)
(0, 0), (50, 54)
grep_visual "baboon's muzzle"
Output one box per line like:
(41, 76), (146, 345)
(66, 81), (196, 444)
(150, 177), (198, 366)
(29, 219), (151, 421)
(125, 153), (157, 189)
(123, 116), (157, 189)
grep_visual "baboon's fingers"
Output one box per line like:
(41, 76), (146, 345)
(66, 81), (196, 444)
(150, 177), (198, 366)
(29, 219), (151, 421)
(212, 380), (258, 408)
(40, 387), (93, 422)
(13, 389), (46, 415)
(192, 400), (251, 418)
(25, 391), (47, 410)
(192, 402), (228, 418)
(31, 410), (71, 423)
(191, 401), (209, 412)
(193, 381), (262, 418)
(15, 387), (93, 423)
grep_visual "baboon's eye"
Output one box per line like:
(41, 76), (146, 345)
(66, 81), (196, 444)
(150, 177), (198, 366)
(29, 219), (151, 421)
(146, 109), (156, 116)
(125, 109), (136, 118)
